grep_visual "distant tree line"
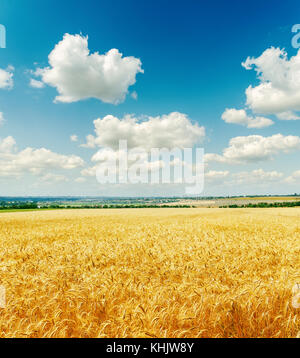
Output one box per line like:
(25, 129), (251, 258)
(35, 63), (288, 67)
(0, 202), (38, 210)
(0, 202), (193, 210)
(220, 201), (300, 208)
(63, 204), (192, 209)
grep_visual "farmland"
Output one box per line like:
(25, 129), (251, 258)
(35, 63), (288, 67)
(0, 208), (299, 338)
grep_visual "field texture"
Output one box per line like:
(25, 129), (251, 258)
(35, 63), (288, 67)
(0, 208), (299, 338)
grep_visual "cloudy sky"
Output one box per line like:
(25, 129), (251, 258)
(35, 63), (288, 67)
(0, 0), (300, 197)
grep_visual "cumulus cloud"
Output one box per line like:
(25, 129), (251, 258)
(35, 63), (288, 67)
(82, 112), (205, 151)
(276, 111), (300, 121)
(0, 112), (4, 125)
(40, 173), (69, 183)
(0, 66), (14, 89)
(29, 78), (45, 88)
(232, 169), (283, 184)
(13, 148), (83, 170)
(284, 170), (300, 184)
(81, 166), (97, 177)
(0, 136), (16, 153)
(205, 134), (300, 164)
(35, 33), (143, 104)
(242, 47), (300, 115)
(205, 170), (229, 183)
(75, 177), (87, 183)
(0, 136), (84, 177)
(222, 108), (273, 128)
(131, 91), (138, 100)
(81, 114), (205, 185)
(70, 134), (78, 142)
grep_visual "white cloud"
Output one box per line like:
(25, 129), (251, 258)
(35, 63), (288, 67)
(82, 133), (204, 184)
(81, 166), (97, 177)
(242, 47), (300, 115)
(91, 148), (123, 162)
(0, 136), (16, 153)
(131, 91), (138, 100)
(276, 111), (300, 121)
(232, 169), (283, 184)
(14, 148), (83, 170)
(40, 173), (69, 183)
(204, 153), (225, 163)
(82, 112), (205, 151)
(70, 134), (78, 142)
(0, 136), (84, 177)
(0, 66), (14, 89)
(205, 170), (229, 182)
(205, 134), (300, 164)
(0, 112), (4, 125)
(222, 108), (273, 128)
(35, 33), (143, 104)
(284, 170), (300, 184)
(75, 177), (87, 183)
(29, 78), (45, 88)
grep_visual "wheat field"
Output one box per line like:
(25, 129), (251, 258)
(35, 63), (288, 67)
(0, 208), (299, 338)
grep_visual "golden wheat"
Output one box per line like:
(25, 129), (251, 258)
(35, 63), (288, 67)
(0, 208), (299, 338)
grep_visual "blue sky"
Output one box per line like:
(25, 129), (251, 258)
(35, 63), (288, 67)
(0, 0), (300, 196)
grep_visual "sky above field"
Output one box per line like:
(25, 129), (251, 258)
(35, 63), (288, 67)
(0, 0), (300, 196)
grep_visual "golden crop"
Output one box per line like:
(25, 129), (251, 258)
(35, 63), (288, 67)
(0, 208), (299, 338)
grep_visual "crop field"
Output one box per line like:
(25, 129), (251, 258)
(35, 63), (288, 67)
(0, 208), (299, 338)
